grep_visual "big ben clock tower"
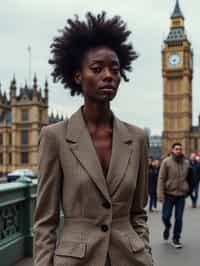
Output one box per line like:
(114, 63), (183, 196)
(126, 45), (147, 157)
(162, 0), (193, 155)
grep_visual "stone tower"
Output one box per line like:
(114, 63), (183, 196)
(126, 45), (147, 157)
(0, 75), (49, 176)
(162, 0), (193, 155)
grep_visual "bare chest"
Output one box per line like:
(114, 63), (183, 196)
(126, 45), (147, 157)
(89, 129), (113, 178)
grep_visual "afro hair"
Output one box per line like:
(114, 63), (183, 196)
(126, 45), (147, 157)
(49, 11), (138, 96)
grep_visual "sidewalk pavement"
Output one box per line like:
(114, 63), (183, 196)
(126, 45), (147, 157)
(14, 204), (200, 266)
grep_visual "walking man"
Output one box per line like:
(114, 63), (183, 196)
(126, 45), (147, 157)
(189, 153), (200, 208)
(157, 143), (190, 248)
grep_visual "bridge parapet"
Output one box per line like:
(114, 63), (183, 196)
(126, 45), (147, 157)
(0, 180), (37, 266)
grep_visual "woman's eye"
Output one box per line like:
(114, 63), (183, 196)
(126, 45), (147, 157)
(91, 67), (102, 73)
(112, 68), (120, 74)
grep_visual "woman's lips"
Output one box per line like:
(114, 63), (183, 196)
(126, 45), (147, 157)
(100, 86), (116, 93)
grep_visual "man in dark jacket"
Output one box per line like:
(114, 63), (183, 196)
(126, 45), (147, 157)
(189, 153), (200, 208)
(148, 158), (159, 212)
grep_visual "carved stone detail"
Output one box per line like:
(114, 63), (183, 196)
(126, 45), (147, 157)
(0, 204), (21, 240)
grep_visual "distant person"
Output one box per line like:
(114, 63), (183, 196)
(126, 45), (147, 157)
(157, 143), (190, 248)
(195, 156), (200, 205)
(33, 12), (153, 266)
(153, 159), (160, 204)
(189, 153), (200, 208)
(148, 157), (159, 212)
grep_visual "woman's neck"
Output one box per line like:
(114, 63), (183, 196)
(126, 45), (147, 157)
(82, 103), (112, 127)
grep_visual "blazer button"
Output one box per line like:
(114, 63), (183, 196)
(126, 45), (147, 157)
(102, 202), (111, 209)
(101, 224), (109, 232)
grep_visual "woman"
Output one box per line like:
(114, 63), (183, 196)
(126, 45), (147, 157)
(34, 12), (153, 266)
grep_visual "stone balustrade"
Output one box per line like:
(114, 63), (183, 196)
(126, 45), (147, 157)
(0, 179), (37, 266)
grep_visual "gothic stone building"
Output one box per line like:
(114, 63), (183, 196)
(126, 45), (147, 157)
(162, 0), (200, 156)
(0, 76), (62, 177)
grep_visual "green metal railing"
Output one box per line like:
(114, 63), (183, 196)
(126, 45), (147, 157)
(0, 179), (37, 266)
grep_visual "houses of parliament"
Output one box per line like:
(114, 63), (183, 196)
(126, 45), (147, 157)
(1, 0), (200, 177)
(0, 76), (63, 177)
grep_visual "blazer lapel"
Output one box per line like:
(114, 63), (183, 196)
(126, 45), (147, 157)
(106, 116), (134, 196)
(65, 108), (111, 203)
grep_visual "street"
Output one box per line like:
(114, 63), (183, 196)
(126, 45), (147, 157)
(150, 202), (200, 266)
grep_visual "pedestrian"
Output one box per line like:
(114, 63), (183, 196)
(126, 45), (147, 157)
(33, 12), (153, 266)
(148, 157), (158, 212)
(195, 156), (200, 204)
(157, 143), (190, 248)
(189, 153), (200, 208)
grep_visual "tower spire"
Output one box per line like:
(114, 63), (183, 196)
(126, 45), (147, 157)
(10, 74), (17, 99)
(28, 45), (32, 89)
(33, 73), (37, 90)
(166, 0), (186, 42)
(171, 0), (184, 19)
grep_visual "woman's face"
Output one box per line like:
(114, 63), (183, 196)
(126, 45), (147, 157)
(75, 46), (121, 103)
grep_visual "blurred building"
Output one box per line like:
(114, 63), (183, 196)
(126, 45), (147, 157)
(149, 135), (162, 159)
(0, 75), (63, 177)
(144, 128), (151, 138)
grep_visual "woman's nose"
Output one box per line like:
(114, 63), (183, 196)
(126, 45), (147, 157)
(103, 68), (113, 80)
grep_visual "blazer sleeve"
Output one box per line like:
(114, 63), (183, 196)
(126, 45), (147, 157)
(33, 126), (62, 266)
(130, 133), (152, 253)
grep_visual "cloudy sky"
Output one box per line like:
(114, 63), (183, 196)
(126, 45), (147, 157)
(1, 0), (200, 135)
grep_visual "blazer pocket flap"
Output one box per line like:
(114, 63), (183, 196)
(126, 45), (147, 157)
(55, 241), (86, 258)
(128, 236), (145, 253)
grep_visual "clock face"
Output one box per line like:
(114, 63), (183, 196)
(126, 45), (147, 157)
(168, 53), (181, 67)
